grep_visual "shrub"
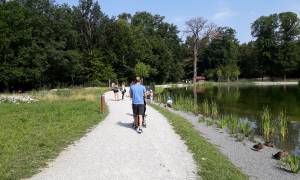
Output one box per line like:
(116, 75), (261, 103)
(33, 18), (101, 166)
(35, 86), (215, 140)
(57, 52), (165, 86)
(281, 155), (300, 173)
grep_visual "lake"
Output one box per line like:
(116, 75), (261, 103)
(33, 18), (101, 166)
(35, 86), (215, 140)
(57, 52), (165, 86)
(159, 85), (300, 156)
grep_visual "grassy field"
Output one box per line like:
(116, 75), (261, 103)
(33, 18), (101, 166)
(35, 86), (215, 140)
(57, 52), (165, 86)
(0, 87), (108, 180)
(150, 104), (248, 180)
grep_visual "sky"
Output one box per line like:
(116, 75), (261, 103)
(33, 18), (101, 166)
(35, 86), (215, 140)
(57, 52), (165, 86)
(57, 0), (300, 43)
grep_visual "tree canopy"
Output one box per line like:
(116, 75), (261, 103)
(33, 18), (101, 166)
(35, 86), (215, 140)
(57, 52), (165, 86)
(1, 0), (300, 91)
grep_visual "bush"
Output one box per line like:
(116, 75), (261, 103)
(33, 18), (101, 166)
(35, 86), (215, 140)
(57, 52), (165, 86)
(281, 155), (300, 173)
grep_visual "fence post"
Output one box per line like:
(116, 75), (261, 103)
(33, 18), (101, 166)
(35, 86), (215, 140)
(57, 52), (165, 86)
(100, 95), (105, 113)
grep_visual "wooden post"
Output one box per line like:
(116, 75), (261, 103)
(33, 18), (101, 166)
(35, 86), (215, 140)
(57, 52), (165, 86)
(100, 95), (105, 113)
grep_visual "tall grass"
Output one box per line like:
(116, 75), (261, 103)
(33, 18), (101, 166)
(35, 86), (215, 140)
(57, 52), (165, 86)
(216, 116), (228, 129)
(278, 110), (288, 138)
(228, 115), (239, 134)
(0, 87), (108, 179)
(239, 121), (253, 137)
(260, 107), (272, 141)
(201, 99), (210, 116)
(210, 101), (218, 118)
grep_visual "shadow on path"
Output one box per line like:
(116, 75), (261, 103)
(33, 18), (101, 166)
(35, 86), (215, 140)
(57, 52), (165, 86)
(117, 121), (134, 130)
(126, 113), (134, 117)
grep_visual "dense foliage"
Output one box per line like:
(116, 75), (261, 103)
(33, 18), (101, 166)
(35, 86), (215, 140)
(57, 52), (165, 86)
(0, 0), (300, 90)
(0, 0), (186, 91)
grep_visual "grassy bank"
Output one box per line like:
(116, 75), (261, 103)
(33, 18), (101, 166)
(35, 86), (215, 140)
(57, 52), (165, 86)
(0, 88), (108, 180)
(150, 104), (248, 180)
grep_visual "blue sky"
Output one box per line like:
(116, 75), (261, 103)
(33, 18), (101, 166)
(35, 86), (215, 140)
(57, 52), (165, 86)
(57, 0), (300, 43)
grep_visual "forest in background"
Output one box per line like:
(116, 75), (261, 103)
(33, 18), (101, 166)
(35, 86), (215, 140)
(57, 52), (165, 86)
(0, 0), (300, 91)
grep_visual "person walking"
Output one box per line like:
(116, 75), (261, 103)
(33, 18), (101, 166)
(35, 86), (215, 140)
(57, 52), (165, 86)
(130, 77), (146, 133)
(112, 83), (119, 101)
(121, 83), (126, 100)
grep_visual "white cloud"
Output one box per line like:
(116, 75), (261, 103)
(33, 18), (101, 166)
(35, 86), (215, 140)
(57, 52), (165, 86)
(212, 8), (237, 21)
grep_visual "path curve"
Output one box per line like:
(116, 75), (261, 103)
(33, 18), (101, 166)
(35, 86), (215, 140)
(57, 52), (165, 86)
(29, 90), (197, 180)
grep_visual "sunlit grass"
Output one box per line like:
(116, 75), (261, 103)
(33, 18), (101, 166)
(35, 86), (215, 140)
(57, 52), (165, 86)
(278, 110), (288, 138)
(0, 87), (108, 180)
(281, 155), (300, 173)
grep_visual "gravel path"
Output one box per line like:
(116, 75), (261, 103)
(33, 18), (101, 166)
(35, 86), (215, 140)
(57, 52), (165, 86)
(167, 108), (300, 180)
(29, 90), (197, 180)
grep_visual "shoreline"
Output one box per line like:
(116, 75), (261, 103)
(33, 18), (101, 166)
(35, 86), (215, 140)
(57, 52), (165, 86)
(159, 105), (300, 180)
(155, 81), (299, 88)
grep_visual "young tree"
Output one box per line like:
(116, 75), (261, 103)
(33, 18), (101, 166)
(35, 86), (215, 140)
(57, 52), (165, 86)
(185, 17), (217, 84)
(135, 62), (150, 80)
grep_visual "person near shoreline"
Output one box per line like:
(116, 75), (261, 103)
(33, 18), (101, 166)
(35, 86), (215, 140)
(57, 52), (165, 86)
(130, 77), (146, 133)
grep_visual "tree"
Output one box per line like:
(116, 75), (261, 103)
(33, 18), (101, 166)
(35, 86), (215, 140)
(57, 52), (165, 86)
(73, 0), (104, 55)
(185, 17), (217, 84)
(251, 14), (279, 78)
(238, 42), (260, 78)
(135, 62), (150, 79)
(202, 27), (239, 70)
(277, 12), (300, 80)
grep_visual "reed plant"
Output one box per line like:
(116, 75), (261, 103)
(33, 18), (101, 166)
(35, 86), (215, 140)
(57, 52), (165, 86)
(239, 121), (253, 137)
(216, 116), (228, 129)
(172, 95), (197, 113)
(201, 99), (210, 116)
(210, 101), (218, 118)
(228, 115), (239, 134)
(260, 107), (272, 141)
(206, 119), (215, 126)
(281, 155), (300, 173)
(278, 110), (288, 138)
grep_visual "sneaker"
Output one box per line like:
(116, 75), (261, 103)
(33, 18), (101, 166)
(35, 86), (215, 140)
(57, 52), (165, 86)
(137, 128), (143, 133)
(142, 121), (146, 128)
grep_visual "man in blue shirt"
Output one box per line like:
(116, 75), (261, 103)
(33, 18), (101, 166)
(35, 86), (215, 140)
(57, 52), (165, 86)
(130, 77), (146, 133)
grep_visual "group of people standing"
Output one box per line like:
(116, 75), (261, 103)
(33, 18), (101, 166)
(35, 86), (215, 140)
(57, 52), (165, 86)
(112, 83), (127, 101)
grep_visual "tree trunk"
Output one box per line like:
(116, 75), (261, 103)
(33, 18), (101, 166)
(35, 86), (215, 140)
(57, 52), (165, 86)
(193, 41), (198, 84)
(193, 85), (198, 113)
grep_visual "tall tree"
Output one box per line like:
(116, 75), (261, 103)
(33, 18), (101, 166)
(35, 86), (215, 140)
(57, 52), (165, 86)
(251, 14), (279, 78)
(73, 0), (104, 55)
(202, 27), (239, 70)
(277, 12), (300, 80)
(185, 17), (217, 84)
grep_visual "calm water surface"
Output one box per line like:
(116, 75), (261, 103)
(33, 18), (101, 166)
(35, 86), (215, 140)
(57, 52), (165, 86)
(164, 85), (300, 156)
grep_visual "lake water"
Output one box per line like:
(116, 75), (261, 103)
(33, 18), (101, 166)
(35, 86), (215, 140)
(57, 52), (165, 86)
(161, 85), (300, 156)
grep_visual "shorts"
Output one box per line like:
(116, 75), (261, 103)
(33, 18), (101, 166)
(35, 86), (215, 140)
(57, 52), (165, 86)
(113, 89), (119, 93)
(132, 104), (145, 116)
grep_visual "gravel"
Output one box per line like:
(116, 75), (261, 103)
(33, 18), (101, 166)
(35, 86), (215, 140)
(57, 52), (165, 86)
(29, 90), (197, 180)
(0, 95), (37, 104)
(167, 108), (300, 180)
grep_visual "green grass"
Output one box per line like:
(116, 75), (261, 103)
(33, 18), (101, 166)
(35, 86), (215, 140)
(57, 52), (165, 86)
(281, 155), (300, 173)
(150, 104), (248, 180)
(0, 88), (108, 180)
(278, 110), (288, 138)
